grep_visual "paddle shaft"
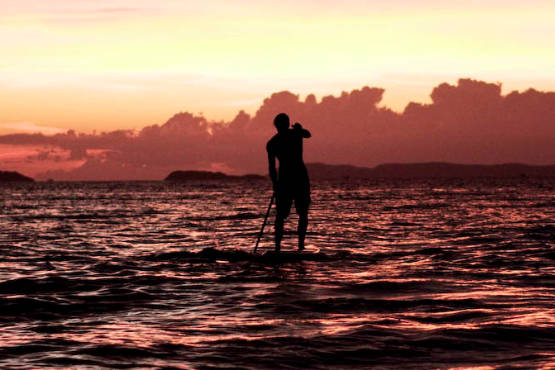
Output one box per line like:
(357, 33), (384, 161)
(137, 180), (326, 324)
(253, 193), (275, 253)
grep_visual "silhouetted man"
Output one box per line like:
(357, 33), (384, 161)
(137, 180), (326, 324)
(266, 113), (311, 252)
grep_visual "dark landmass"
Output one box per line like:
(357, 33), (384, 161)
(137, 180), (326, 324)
(0, 171), (34, 182)
(307, 162), (555, 179)
(165, 163), (555, 182)
(165, 170), (265, 181)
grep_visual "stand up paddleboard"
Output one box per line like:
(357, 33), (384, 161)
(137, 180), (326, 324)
(260, 245), (321, 261)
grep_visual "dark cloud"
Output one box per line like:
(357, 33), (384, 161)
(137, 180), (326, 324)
(1, 78), (554, 180)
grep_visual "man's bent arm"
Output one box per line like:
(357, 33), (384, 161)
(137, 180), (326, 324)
(293, 122), (311, 138)
(268, 152), (278, 191)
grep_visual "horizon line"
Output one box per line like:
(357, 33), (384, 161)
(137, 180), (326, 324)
(5, 161), (554, 182)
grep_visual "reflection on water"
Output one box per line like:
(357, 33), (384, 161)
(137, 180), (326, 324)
(0, 178), (554, 368)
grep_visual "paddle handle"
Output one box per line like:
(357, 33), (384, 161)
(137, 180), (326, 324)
(253, 193), (275, 253)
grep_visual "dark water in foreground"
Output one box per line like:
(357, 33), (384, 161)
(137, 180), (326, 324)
(1, 178), (554, 369)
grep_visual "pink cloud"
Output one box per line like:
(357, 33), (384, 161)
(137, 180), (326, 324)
(1, 79), (554, 180)
(0, 122), (65, 135)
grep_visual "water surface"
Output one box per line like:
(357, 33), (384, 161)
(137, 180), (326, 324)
(1, 178), (554, 368)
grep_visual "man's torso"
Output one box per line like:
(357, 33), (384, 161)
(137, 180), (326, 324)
(267, 130), (309, 191)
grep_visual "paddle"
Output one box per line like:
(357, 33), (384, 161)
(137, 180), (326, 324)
(253, 193), (275, 253)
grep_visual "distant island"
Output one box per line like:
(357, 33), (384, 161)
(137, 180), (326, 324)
(164, 163), (555, 182)
(306, 162), (555, 179)
(0, 171), (34, 182)
(165, 170), (265, 181)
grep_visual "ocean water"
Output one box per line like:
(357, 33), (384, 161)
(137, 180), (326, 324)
(0, 178), (554, 369)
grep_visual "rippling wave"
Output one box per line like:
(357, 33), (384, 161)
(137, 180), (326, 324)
(0, 178), (554, 368)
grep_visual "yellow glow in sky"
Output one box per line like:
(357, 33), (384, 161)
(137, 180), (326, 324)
(1, 0), (554, 134)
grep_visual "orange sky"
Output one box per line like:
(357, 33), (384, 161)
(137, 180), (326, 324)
(1, 0), (555, 135)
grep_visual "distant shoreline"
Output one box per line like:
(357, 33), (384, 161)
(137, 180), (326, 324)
(0, 171), (34, 183)
(3, 162), (555, 183)
(166, 163), (555, 182)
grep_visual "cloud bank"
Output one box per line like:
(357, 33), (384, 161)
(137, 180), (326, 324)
(1, 78), (554, 180)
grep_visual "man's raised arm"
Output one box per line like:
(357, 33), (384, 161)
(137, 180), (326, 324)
(293, 122), (311, 138)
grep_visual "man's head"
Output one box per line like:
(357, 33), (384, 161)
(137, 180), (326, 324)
(274, 113), (290, 133)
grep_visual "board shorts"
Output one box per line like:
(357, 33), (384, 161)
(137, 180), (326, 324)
(275, 169), (311, 218)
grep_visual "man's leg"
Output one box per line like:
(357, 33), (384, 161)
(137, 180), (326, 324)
(274, 215), (284, 252)
(295, 191), (310, 251)
(297, 211), (308, 251)
(274, 194), (291, 252)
